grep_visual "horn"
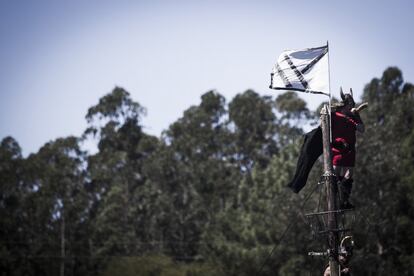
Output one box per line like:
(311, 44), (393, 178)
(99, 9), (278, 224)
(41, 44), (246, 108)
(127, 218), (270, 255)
(350, 88), (353, 97)
(340, 87), (345, 101)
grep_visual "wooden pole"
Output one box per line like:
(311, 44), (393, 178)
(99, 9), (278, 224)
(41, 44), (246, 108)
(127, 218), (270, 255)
(320, 104), (340, 276)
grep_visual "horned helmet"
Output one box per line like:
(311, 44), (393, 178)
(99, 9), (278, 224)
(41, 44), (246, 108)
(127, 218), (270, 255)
(340, 235), (354, 257)
(340, 87), (355, 108)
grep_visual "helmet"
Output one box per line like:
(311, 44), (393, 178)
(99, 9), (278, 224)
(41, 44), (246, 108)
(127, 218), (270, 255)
(340, 235), (354, 257)
(340, 87), (355, 108)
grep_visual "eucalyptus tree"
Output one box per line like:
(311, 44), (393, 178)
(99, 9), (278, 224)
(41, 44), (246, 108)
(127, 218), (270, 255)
(0, 137), (27, 275)
(201, 90), (319, 275)
(351, 67), (414, 275)
(155, 90), (235, 259)
(83, 87), (159, 259)
(20, 136), (88, 276)
(228, 90), (278, 172)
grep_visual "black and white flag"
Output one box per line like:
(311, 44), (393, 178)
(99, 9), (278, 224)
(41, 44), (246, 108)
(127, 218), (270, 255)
(270, 45), (329, 96)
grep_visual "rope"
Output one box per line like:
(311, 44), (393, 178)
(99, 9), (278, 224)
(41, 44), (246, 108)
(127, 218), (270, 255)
(317, 178), (324, 212)
(258, 182), (320, 274)
(315, 178), (325, 240)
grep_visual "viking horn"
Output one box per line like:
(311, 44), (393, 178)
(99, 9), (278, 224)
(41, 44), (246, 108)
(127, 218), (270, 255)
(340, 87), (345, 101)
(350, 88), (353, 97)
(340, 235), (354, 248)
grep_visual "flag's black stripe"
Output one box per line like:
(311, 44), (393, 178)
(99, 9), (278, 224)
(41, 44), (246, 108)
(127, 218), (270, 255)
(301, 47), (328, 74)
(276, 63), (292, 88)
(269, 86), (330, 96)
(270, 73), (274, 88)
(284, 54), (308, 89)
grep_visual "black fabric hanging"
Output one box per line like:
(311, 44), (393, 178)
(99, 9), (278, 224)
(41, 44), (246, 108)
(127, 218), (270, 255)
(288, 126), (323, 193)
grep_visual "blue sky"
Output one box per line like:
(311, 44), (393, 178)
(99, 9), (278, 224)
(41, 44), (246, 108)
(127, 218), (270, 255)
(1, 0), (413, 156)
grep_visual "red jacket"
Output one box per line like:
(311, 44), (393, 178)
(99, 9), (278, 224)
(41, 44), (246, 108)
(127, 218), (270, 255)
(331, 111), (362, 167)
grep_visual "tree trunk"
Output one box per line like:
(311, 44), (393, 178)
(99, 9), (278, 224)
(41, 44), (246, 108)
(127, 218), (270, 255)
(60, 214), (65, 276)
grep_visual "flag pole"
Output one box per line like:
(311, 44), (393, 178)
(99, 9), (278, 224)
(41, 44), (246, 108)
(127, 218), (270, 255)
(325, 40), (340, 276)
(327, 40), (332, 143)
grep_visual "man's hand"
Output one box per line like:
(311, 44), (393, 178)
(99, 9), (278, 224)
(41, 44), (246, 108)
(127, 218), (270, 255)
(351, 102), (368, 114)
(341, 267), (350, 273)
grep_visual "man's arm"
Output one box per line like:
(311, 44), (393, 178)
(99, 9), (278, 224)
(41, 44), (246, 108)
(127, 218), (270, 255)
(351, 102), (368, 133)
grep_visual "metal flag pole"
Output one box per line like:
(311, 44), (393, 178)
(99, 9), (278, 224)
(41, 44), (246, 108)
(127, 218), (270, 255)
(327, 40), (333, 143)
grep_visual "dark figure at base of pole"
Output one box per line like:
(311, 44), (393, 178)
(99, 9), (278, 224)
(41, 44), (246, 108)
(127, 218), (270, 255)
(324, 236), (354, 276)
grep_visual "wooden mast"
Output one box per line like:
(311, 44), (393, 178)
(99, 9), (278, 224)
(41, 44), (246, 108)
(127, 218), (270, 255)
(320, 104), (340, 276)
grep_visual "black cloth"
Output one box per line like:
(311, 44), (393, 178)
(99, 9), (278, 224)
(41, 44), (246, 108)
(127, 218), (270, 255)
(288, 126), (323, 193)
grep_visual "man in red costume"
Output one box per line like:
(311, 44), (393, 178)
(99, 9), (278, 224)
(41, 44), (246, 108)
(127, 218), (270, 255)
(331, 88), (366, 209)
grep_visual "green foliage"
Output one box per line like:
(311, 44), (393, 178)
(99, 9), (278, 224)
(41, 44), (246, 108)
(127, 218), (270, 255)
(84, 88), (159, 261)
(0, 137), (25, 275)
(352, 67), (414, 275)
(102, 255), (224, 276)
(228, 90), (278, 170)
(85, 86), (146, 138)
(275, 91), (310, 120)
(2, 69), (414, 275)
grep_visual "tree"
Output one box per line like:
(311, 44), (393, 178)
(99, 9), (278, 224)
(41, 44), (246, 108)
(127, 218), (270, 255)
(156, 90), (235, 260)
(29, 137), (88, 276)
(275, 91), (312, 147)
(0, 137), (26, 275)
(201, 91), (321, 275)
(228, 90), (278, 171)
(352, 67), (414, 275)
(84, 87), (159, 264)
